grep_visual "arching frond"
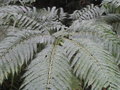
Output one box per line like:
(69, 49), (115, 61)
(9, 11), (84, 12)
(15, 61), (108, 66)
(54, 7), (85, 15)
(70, 20), (120, 65)
(0, 7), (66, 33)
(62, 38), (120, 90)
(0, 5), (37, 18)
(0, 12), (47, 31)
(0, 30), (54, 84)
(100, 14), (120, 23)
(0, 25), (26, 42)
(100, 14), (120, 35)
(0, 5), (35, 14)
(0, 1), (120, 90)
(35, 7), (67, 32)
(71, 4), (102, 21)
(99, 14), (120, 35)
(21, 45), (72, 90)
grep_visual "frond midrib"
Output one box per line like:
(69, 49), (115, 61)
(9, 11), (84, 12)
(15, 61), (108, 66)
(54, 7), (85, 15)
(63, 38), (120, 89)
(64, 38), (110, 74)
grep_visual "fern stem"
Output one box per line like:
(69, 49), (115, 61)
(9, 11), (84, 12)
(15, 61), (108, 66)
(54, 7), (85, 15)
(46, 45), (56, 90)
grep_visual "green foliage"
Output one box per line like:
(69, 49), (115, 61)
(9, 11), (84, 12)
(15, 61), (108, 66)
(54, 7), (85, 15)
(0, 0), (120, 90)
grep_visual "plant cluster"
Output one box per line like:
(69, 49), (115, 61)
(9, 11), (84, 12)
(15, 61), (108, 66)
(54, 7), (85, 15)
(0, 0), (120, 90)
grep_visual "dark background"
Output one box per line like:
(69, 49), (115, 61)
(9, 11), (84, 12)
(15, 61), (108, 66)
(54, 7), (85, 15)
(33, 0), (103, 13)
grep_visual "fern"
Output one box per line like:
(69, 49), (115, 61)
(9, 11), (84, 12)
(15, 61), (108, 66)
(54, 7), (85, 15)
(0, 0), (120, 90)
(0, 6), (66, 33)
(0, 5), (36, 15)
(70, 20), (120, 65)
(0, 0), (36, 5)
(21, 45), (72, 90)
(101, 0), (120, 36)
(71, 4), (102, 21)
(102, 0), (120, 13)
(101, 14), (120, 35)
(0, 30), (54, 84)
(62, 38), (120, 90)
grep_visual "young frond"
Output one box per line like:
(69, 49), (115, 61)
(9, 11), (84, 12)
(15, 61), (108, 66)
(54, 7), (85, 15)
(0, 30), (54, 84)
(21, 45), (72, 90)
(62, 38), (120, 90)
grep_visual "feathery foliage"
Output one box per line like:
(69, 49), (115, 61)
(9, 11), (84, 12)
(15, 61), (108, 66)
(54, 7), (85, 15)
(0, 0), (120, 90)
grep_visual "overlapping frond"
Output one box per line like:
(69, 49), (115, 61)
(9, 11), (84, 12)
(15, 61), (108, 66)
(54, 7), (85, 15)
(100, 14), (120, 23)
(100, 14), (120, 36)
(71, 4), (102, 21)
(70, 20), (120, 65)
(0, 6), (66, 33)
(102, 0), (120, 13)
(30, 7), (67, 32)
(0, 12), (47, 31)
(21, 45), (72, 90)
(0, 25), (11, 41)
(100, 0), (120, 36)
(37, 7), (67, 23)
(0, 30), (54, 84)
(0, 5), (35, 13)
(102, 14), (120, 36)
(0, 0), (36, 5)
(62, 38), (120, 90)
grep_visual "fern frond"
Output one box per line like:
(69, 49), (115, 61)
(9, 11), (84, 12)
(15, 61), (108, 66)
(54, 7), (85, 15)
(100, 14), (120, 23)
(102, 0), (120, 14)
(100, 14), (120, 35)
(0, 0), (36, 5)
(0, 30), (54, 84)
(0, 7), (66, 33)
(0, 5), (36, 15)
(0, 25), (10, 41)
(2, 12), (46, 31)
(21, 45), (72, 90)
(70, 20), (120, 65)
(62, 38), (120, 90)
(71, 4), (102, 21)
(38, 7), (67, 22)
(36, 7), (67, 32)
(0, 25), (25, 42)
